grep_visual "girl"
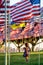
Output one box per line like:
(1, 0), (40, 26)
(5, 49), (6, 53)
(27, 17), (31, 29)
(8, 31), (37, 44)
(23, 43), (31, 62)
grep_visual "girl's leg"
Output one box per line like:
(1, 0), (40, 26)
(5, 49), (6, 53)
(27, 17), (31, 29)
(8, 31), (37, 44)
(26, 56), (28, 62)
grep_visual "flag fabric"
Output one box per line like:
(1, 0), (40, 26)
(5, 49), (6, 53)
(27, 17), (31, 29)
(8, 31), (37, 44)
(0, 26), (5, 40)
(10, 22), (25, 30)
(10, 28), (22, 40)
(10, 0), (40, 22)
(0, 0), (10, 25)
(30, 0), (40, 16)
(0, 26), (4, 31)
(10, 0), (33, 22)
(19, 22), (33, 35)
(18, 22), (31, 39)
(33, 23), (40, 37)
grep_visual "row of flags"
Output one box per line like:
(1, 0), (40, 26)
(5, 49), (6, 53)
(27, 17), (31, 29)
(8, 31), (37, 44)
(10, 22), (43, 40)
(0, 22), (43, 40)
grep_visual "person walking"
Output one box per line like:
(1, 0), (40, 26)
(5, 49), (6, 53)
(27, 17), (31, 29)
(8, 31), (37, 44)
(23, 43), (31, 62)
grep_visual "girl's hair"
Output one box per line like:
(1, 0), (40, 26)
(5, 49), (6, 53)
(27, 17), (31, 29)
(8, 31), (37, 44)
(25, 43), (29, 47)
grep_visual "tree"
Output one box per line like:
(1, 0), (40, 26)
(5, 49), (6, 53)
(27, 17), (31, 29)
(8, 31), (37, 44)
(11, 39), (24, 52)
(23, 37), (39, 51)
(28, 37), (39, 51)
(11, 36), (42, 52)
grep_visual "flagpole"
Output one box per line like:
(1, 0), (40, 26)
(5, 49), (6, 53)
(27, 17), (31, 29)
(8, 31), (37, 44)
(8, 10), (10, 65)
(5, 0), (7, 65)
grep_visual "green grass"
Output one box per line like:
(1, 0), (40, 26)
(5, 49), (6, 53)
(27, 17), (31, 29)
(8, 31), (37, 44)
(0, 53), (5, 65)
(0, 52), (43, 65)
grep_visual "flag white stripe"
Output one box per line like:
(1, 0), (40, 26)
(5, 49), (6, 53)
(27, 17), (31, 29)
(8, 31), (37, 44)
(33, 11), (40, 14)
(0, 17), (8, 19)
(32, 8), (40, 10)
(0, 20), (8, 21)
(33, 4), (40, 6)
(0, 14), (8, 16)
(0, 8), (10, 10)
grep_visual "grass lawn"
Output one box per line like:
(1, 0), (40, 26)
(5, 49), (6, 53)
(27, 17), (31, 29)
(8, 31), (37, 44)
(0, 52), (43, 65)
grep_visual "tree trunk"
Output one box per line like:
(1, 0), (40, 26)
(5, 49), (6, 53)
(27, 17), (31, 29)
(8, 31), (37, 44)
(18, 45), (20, 52)
(18, 47), (20, 52)
(32, 45), (34, 51)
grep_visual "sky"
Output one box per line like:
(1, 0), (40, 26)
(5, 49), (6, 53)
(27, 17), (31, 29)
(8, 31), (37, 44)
(10, 0), (43, 7)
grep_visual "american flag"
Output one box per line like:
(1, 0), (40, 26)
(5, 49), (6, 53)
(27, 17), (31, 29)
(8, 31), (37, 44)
(33, 23), (40, 37)
(10, 28), (22, 40)
(10, 0), (40, 22)
(0, 0), (10, 25)
(18, 22), (33, 39)
(0, 26), (4, 31)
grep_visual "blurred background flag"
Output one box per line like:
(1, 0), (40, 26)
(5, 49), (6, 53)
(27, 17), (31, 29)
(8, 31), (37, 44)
(10, 21), (25, 30)
(0, 0), (10, 24)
